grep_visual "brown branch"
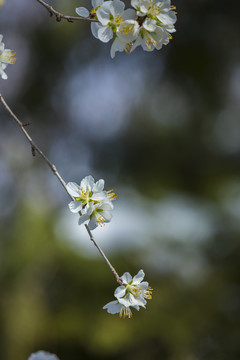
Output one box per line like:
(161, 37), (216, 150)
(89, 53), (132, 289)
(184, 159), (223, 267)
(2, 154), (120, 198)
(36, 0), (98, 23)
(0, 94), (122, 286)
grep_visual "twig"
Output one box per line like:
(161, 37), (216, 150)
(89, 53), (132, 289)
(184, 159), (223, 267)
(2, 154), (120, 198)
(0, 94), (122, 286)
(36, 0), (98, 23)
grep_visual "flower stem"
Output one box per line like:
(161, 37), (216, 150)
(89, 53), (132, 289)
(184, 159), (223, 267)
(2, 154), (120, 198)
(36, 0), (98, 23)
(0, 93), (122, 286)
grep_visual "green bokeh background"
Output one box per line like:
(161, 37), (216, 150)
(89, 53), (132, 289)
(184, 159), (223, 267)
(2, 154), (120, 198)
(0, 0), (240, 359)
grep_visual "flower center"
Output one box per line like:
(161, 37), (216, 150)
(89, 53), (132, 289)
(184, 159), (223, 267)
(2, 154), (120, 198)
(0, 50), (16, 64)
(126, 284), (142, 297)
(120, 24), (134, 35)
(114, 15), (124, 25)
(76, 187), (92, 203)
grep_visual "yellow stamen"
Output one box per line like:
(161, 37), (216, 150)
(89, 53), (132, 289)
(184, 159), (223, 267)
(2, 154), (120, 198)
(144, 286), (153, 299)
(120, 306), (132, 318)
(115, 15), (124, 25)
(125, 42), (133, 54)
(96, 214), (106, 227)
(0, 50), (16, 64)
(107, 189), (117, 200)
(120, 26), (133, 35)
(146, 38), (157, 50)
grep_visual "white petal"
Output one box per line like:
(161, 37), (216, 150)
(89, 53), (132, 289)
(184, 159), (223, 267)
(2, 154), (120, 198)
(0, 68), (7, 79)
(158, 11), (177, 25)
(100, 0), (113, 12)
(123, 8), (137, 20)
(98, 26), (113, 43)
(139, 281), (149, 290)
(66, 182), (80, 197)
(139, 3), (148, 14)
(97, 8), (111, 26)
(110, 0), (125, 17)
(93, 179), (105, 192)
(143, 18), (157, 32)
(92, 0), (104, 8)
(81, 175), (95, 190)
(28, 351), (60, 360)
(103, 300), (122, 314)
(118, 296), (132, 307)
(101, 210), (112, 222)
(120, 272), (132, 284)
(101, 200), (114, 210)
(132, 269), (145, 284)
(128, 293), (146, 307)
(110, 38), (125, 58)
(91, 192), (107, 201)
(114, 285), (126, 299)
(68, 200), (82, 213)
(131, 36), (142, 52)
(78, 213), (90, 226)
(75, 7), (90, 18)
(131, 0), (139, 10)
(91, 22), (102, 39)
(88, 216), (98, 230)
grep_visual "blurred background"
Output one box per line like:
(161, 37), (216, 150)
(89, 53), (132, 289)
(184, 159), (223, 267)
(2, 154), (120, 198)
(0, 0), (240, 359)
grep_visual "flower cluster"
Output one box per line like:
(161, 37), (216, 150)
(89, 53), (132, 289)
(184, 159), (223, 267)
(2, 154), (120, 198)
(0, 34), (16, 79)
(28, 351), (60, 360)
(76, 0), (177, 58)
(103, 269), (153, 318)
(66, 175), (116, 230)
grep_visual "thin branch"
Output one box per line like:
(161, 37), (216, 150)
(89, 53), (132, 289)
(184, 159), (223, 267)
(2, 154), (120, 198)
(36, 0), (98, 23)
(0, 94), (122, 286)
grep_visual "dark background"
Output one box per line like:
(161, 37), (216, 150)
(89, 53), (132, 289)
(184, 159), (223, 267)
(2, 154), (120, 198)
(0, 0), (240, 359)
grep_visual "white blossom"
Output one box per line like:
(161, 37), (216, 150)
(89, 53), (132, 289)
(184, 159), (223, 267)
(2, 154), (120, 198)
(67, 175), (116, 229)
(0, 34), (16, 80)
(131, 0), (177, 31)
(130, 0), (177, 53)
(66, 175), (115, 214)
(28, 351), (60, 360)
(103, 270), (153, 318)
(110, 17), (140, 58)
(115, 269), (153, 307)
(78, 199), (114, 230)
(131, 19), (170, 52)
(94, 0), (140, 57)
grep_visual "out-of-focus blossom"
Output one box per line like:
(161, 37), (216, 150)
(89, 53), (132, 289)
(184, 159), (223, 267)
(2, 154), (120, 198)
(0, 34), (16, 80)
(28, 351), (60, 360)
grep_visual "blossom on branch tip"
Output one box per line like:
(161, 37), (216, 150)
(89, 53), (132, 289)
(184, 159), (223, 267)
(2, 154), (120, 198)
(28, 351), (60, 360)
(103, 269), (153, 318)
(0, 35), (16, 80)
